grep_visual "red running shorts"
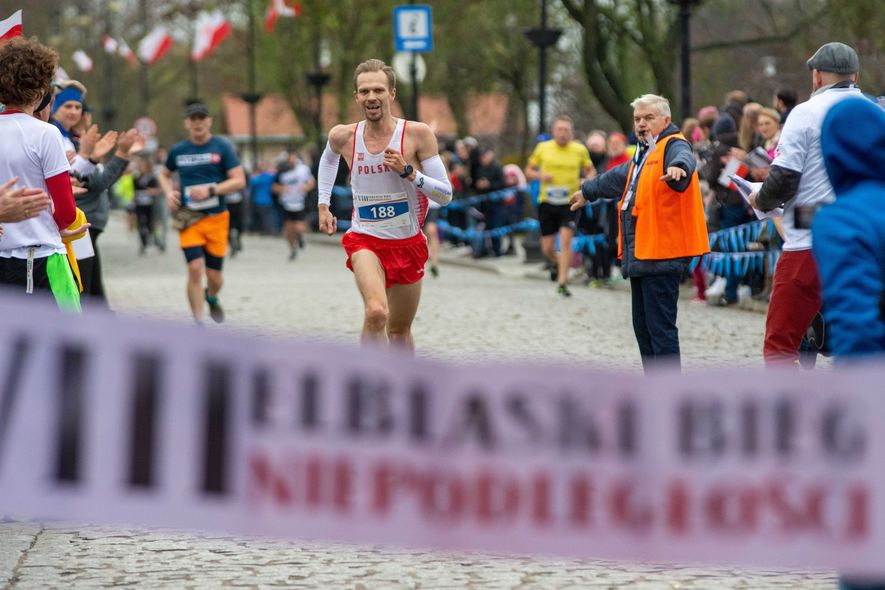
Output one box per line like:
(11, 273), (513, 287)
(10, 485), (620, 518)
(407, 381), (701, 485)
(342, 231), (429, 289)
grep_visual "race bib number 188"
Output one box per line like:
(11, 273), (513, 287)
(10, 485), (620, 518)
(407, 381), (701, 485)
(355, 192), (410, 230)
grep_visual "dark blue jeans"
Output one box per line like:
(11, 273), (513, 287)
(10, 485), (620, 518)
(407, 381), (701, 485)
(630, 275), (681, 373)
(720, 204), (752, 302)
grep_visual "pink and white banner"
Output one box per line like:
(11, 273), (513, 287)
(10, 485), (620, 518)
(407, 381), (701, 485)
(0, 10), (22, 44)
(192, 10), (231, 62)
(137, 26), (173, 65)
(72, 50), (93, 73)
(0, 293), (881, 576)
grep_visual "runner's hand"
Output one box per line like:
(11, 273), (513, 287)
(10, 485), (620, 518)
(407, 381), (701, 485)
(319, 206), (337, 236)
(0, 177), (51, 223)
(569, 190), (587, 211)
(540, 173), (555, 183)
(189, 185), (211, 200)
(382, 149), (407, 176)
(60, 222), (91, 240)
(660, 167), (687, 182)
(167, 191), (181, 211)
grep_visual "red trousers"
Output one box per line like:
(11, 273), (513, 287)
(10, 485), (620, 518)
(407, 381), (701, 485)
(763, 249), (822, 368)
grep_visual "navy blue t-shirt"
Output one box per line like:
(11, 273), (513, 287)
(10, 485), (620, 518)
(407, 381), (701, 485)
(165, 136), (240, 216)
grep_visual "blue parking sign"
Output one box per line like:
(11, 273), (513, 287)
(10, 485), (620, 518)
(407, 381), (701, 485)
(393, 5), (433, 52)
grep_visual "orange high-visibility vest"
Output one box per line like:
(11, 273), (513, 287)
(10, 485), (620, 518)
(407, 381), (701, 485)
(618, 134), (710, 260)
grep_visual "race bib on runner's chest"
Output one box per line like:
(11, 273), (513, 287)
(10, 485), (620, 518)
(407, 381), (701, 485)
(545, 185), (570, 205)
(355, 192), (410, 230)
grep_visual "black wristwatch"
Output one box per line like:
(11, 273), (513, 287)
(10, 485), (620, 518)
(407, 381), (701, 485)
(399, 164), (413, 179)
(208, 185), (216, 197)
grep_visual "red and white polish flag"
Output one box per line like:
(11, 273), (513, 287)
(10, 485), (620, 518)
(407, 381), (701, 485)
(72, 50), (93, 73)
(192, 10), (232, 62)
(264, 0), (301, 33)
(138, 26), (174, 65)
(102, 35), (118, 53)
(117, 38), (138, 65)
(0, 10), (23, 44)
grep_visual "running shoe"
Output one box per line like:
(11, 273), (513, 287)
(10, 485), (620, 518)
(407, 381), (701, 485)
(549, 267), (558, 282)
(430, 266), (439, 278)
(204, 289), (225, 324)
(289, 248), (298, 261)
(298, 235), (305, 249)
(558, 284), (572, 297)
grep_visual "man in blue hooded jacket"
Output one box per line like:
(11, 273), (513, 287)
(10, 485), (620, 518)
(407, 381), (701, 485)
(812, 97), (885, 590)
(812, 97), (885, 358)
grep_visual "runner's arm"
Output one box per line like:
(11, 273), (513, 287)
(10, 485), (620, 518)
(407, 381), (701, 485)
(394, 124), (452, 206)
(212, 165), (247, 196)
(318, 125), (351, 208)
(158, 167), (176, 197)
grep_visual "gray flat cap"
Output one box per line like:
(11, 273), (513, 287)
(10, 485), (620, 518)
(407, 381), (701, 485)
(806, 42), (859, 74)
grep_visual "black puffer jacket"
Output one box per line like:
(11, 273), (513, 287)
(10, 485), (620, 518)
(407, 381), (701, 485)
(580, 123), (697, 278)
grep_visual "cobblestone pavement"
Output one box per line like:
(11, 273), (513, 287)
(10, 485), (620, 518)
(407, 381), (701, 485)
(0, 215), (838, 589)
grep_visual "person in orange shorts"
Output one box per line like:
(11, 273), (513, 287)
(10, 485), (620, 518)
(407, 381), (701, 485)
(159, 103), (246, 325)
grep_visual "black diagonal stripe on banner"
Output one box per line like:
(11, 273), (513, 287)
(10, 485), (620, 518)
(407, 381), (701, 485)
(129, 353), (160, 487)
(0, 335), (30, 469)
(203, 362), (230, 494)
(56, 345), (86, 483)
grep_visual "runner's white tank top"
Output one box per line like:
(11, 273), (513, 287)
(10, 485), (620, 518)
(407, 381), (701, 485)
(349, 118), (428, 240)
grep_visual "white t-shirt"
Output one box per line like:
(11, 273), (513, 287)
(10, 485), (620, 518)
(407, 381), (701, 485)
(276, 163), (314, 212)
(770, 86), (862, 251)
(0, 113), (71, 259)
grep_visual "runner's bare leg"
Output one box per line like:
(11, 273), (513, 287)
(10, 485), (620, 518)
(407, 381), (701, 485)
(386, 280), (422, 352)
(541, 235), (559, 268)
(351, 249), (389, 345)
(558, 226), (575, 286)
(187, 258), (205, 321)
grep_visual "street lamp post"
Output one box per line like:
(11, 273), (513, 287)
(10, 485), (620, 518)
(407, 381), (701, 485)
(306, 72), (331, 142)
(522, 0), (562, 138)
(667, 0), (703, 122)
(244, 0), (260, 172)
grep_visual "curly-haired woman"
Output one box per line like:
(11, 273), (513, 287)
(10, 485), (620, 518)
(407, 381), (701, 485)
(0, 37), (87, 311)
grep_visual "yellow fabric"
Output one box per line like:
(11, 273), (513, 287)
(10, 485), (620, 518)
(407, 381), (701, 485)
(61, 208), (88, 292)
(64, 243), (82, 293)
(528, 140), (592, 203)
(61, 208), (88, 243)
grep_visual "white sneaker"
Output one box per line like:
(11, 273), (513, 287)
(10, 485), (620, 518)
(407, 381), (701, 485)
(705, 276), (727, 299)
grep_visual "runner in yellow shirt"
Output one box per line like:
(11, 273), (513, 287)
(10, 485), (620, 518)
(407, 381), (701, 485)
(525, 116), (595, 296)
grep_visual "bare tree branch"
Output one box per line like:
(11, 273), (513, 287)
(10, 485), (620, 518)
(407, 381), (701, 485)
(559, 0), (584, 24)
(692, 3), (830, 53)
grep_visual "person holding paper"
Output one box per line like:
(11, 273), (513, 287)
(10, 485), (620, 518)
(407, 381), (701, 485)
(570, 94), (709, 373)
(748, 42), (864, 369)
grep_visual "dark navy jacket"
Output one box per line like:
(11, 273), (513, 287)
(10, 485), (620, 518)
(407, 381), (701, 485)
(812, 98), (885, 358)
(580, 123), (696, 277)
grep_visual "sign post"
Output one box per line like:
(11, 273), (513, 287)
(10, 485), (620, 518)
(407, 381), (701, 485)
(393, 4), (432, 121)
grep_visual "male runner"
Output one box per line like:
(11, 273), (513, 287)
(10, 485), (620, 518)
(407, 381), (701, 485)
(525, 116), (594, 297)
(159, 103), (246, 325)
(273, 149), (315, 261)
(317, 59), (453, 349)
